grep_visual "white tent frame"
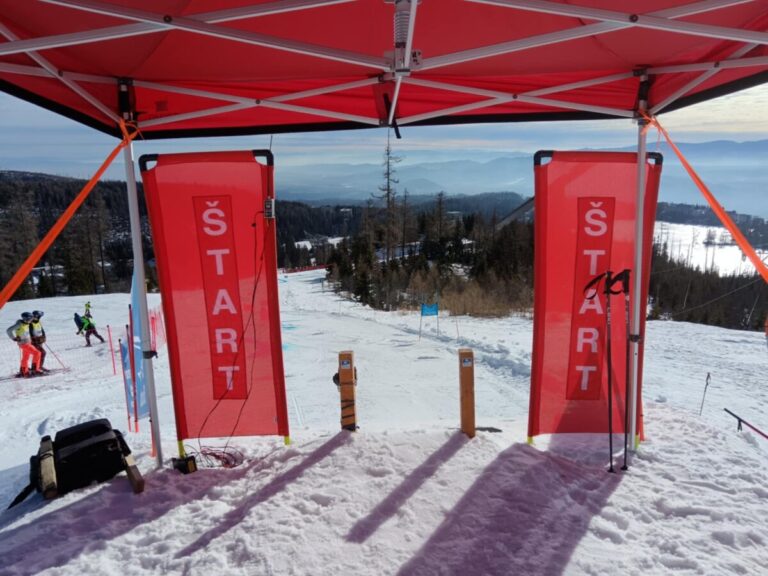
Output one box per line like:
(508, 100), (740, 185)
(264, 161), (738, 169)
(2, 0), (767, 464)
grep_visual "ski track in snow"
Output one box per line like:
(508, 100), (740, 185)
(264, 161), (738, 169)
(0, 271), (766, 575)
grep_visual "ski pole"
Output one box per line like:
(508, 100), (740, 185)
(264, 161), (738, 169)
(698, 372), (711, 416)
(620, 270), (631, 471)
(604, 270), (615, 474)
(44, 342), (67, 370)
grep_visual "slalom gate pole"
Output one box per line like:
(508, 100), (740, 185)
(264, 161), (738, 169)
(127, 321), (139, 433)
(150, 315), (157, 350)
(621, 270), (632, 471)
(107, 324), (117, 375)
(44, 343), (67, 370)
(419, 315), (422, 341)
(699, 373), (711, 416)
(604, 270), (615, 474)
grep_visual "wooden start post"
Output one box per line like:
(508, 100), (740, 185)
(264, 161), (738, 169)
(338, 351), (357, 431)
(38, 436), (58, 500)
(459, 348), (475, 438)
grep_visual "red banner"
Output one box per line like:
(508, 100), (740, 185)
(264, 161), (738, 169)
(528, 152), (662, 438)
(141, 150), (289, 440)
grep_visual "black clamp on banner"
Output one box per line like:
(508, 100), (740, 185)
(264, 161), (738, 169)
(172, 455), (197, 475)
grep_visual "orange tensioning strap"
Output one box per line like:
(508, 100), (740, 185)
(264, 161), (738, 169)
(0, 120), (139, 309)
(642, 113), (768, 285)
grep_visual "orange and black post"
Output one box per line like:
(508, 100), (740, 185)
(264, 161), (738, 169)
(338, 351), (357, 431)
(459, 348), (475, 438)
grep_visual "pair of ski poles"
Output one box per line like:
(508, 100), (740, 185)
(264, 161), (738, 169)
(585, 269), (632, 473)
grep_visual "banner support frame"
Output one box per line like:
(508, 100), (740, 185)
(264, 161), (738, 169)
(629, 88), (649, 452)
(124, 142), (164, 467)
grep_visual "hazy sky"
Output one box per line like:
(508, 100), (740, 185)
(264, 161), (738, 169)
(0, 83), (766, 180)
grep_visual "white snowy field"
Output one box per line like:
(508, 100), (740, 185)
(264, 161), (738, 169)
(654, 221), (767, 276)
(1, 269), (767, 576)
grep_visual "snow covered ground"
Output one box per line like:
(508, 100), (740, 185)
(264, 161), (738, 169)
(654, 221), (767, 276)
(1, 270), (766, 575)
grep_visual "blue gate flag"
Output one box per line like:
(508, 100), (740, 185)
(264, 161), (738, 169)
(421, 303), (439, 317)
(120, 338), (135, 419)
(131, 272), (150, 419)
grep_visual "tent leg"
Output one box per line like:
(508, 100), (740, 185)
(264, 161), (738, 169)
(124, 143), (164, 468)
(629, 112), (649, 453)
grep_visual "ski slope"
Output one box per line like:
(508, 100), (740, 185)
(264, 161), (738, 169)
(654, 221), (767, 276)
(1, 270), (766, 575)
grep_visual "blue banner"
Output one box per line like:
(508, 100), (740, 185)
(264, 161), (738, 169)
(421, 303), (439, 317)
(131, 272), (150, 419)
(120, 338), (135, 419)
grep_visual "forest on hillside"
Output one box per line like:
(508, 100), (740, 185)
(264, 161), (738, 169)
(1, 168), (767, 331)
(319, 148), (768, 330)
(321, 190), (768, 330)
(0, 172), (140, 299)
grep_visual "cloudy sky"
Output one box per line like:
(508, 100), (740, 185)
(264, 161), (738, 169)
(0, 83), (767, 180)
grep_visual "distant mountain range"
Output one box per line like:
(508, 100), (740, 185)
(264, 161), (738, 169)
(277, 154), (532, 204)
(277, 139), (768, 218)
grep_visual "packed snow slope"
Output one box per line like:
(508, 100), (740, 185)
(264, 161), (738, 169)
(0, 270), (766, 576)
(653, 221), (767, 276)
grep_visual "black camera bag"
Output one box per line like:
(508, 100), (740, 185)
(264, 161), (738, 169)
(53, 418), (130, 494)
(7, 418), (135, 509)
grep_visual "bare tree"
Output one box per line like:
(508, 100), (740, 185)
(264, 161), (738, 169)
(401, 187), (409, 260)
(373, 131), (402, 262)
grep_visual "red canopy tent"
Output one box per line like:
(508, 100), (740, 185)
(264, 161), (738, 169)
(2, 0), (767, 463)
(1, 0), (767, 136)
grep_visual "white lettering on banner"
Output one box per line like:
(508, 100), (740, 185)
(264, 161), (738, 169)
(218, 366), (240, 391)
(576, 328), (599, 353)
(578, 295), (603, 315)
(575, 365), (597, 391)
(212, 289), (237, 315)
(202, 201), (227, 236)
(583, 249), (606, 275)
(584, 202), (608, 236)
(566, 197), (615, 400)
(194, 196), (247, 400)
(206, 248), (230, 275)
(215, 328), (238, 354)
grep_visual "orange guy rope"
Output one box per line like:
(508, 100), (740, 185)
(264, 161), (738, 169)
(643, 113), (768, 285)
(0, 121), (138, 309)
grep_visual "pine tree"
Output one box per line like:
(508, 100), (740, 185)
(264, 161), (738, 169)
(0, 187), (39, 299)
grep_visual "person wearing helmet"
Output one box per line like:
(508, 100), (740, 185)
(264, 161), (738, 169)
(30, 310), (49, 372)
(6, 312), (43, 377)
(77, 310), (105, 347)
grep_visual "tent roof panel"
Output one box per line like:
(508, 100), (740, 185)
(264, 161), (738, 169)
(1, 0), (766, 139)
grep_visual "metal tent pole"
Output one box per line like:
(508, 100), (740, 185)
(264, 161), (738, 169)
(629, 92), (649, 452)
(124, 142), (164, 467)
